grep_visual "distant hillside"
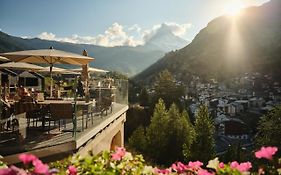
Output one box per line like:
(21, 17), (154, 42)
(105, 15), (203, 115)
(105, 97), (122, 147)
(135, 0), (281, 83)
(0, 23), (189, 77)
(0, 31), (164, 76)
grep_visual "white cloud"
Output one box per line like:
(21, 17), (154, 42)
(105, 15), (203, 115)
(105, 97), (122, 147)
(21, 36), (32, 39)
(128, 24), (141, 33)
(38, 32), (56, 40)
(164, 22), (192, 36)
(35, 22), (191, 47)
(36, 23), (143, 47)
(142, 22), (192, 42)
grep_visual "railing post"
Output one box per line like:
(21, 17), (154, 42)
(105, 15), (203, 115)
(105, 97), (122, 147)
(73, 76), (78, 139)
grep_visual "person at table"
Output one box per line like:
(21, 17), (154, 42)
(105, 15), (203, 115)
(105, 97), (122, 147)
(17, 86), (25, 98)
(22, 88), (31, 97)
(77, 78), (85, 97)
(0, 96), (12, 123)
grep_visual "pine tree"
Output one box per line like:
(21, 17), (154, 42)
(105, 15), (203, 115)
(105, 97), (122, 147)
(128, 126), (147, 153)
(256, 105), (281, 148)
(190, 105), (215, 163)
(165, 104), (195, 164)
(146, 99), (169, 163)
(154, 70), (185, 110)
(182, 110), (195, 160)
(146, 100), (194, 165)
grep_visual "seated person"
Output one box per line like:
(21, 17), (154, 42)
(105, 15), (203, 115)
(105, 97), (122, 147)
(1, 96), (11, 108)
(17, 86), (25, 98)
(77, 79), (85, 97)
(23, 88), (31, 97)
(0, 97), (12, 120)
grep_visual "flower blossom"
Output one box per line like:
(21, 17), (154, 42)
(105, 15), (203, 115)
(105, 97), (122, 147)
(0, 168), (16, 175)
(218, 162), (225, 169)
(171, 162), (188, 173)
(155, 168), (171, 174)
(207, 158), (219, 170)
(18, 153), (37, 165)
(32, 159), (49, 174)
(198, 169), (214, 175)
(255, 146), (278, 160)
(230, 161), (252, 172)
(188, 161), (203, 170)
(111, 147), (126, 161)
(10, 165), (28, 175)
(67, 165), (77, 175)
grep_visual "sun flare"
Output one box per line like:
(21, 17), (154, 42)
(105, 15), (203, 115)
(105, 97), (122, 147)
(224, 1), (244, 16)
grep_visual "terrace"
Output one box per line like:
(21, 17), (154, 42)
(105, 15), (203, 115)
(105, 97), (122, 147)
(0, 77), (128, 164)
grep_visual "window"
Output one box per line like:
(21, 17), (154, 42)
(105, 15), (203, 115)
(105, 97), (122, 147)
(25, 78), (38, 86)
(18, 77), (39, 86)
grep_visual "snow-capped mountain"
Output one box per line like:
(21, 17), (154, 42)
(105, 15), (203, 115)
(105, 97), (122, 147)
(144, 23), (189, 52)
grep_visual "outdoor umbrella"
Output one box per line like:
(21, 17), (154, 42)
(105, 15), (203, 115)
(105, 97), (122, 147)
(0, 47), (94, 97)
(0, 62), (44, 94)
(0, 62), (44, 71)
(38, 66), (79, 75)
(70, 67), (109, 73)
(0, 56), (10, 62)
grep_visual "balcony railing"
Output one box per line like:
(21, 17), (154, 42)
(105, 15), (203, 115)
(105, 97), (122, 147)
(0, 78), (128, 157)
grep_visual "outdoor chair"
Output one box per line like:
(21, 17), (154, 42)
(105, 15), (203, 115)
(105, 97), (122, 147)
(48, 103), (75, 134)
(81, 104), (92, 130)
(20, 96), (42, 128)
(25, 107), (42, 128)
(97, 96), (112, 116)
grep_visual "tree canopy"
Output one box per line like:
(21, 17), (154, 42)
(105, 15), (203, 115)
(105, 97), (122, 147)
(256, 105), (281, 149)
(189, 105), (215, 163)
(154, 70), (185, 110)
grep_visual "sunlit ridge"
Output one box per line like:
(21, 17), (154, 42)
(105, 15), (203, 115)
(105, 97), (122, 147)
(224, 1), (244, 17)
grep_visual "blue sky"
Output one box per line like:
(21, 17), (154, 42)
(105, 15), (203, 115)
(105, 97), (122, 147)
(0, 0), (268, 47)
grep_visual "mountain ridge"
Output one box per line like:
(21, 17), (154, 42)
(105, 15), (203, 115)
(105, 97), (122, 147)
(0, 26), (188, 76)
(134, 0), (281, 83)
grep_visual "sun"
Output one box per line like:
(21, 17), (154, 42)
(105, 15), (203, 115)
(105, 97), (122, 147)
(224, 1), (244, 16)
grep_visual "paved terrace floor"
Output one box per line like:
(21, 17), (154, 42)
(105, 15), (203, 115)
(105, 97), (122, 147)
(0, 103), (128, 159)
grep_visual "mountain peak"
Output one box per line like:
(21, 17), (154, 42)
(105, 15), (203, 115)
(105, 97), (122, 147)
(144, 23), (189, 52)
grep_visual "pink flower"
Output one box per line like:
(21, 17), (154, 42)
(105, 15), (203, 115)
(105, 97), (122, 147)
(255, 146), (278, 160)
(111, 147), (126, 161)
(9, 165), (27, 175)
(32, 159), (49, 174)
(18, 153), (37, 164)
(218, 162), (225, 169)
(67, 165), (77, 175)
(230, 161), (239, 169)
(171, 162), (188, 173)
(188, 161), (203, 170)
(237, 162), (252, 172)
(155, 168), (171, 174)
(230, 161), (252, 172)
(0, 168), (17, 175)
(198, 169), (214, 175)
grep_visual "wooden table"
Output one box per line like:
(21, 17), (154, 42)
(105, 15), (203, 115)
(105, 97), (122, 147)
(37, 100), (93, 131)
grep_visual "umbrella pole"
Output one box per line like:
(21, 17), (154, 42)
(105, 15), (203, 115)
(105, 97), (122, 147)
(50, 64), (53, 97)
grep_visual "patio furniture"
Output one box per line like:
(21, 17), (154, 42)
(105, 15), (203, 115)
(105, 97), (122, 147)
(81, 103), (93, 129)
(48, 103), (74, 132)
(25, 107), (44, 128)
(0, 100), (20, 136)
(97, 96), (112, 116)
